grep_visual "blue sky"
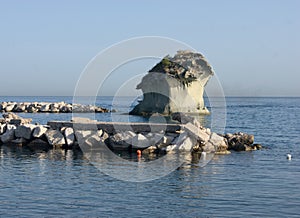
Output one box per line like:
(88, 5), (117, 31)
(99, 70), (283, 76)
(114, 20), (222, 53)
(0, 0), (299, 96)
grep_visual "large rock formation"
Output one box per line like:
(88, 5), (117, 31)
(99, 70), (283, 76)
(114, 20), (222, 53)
(130, 50), (214, 116)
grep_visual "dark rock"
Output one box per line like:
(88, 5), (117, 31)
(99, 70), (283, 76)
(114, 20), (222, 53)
(15, 124), (36, 140)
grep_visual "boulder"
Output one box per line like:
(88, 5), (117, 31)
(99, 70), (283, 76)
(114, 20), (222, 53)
(0, 125), (16, 143)
(209, 133), (224, 146)
(32, 125), (48, 138)
(44, 129), (66, 147)
(166, 132), (196, 152)
(15, 124), (36, 140)
(108, 131), (136, 150)
(184, 122), (210, 142)
(14, 104), (26, 112)
(64, 127), (75, 146)
(5, 104), (15, 112)
(132, 133), (150, 149)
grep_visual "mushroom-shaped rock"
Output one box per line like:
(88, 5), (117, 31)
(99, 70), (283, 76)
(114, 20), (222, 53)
(130, 50), (214, 116)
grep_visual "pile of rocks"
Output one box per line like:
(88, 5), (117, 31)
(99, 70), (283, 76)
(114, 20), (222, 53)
(0, 113), (76, 150)
(0, 101), (109, 113)
(0, 113), (262, 154)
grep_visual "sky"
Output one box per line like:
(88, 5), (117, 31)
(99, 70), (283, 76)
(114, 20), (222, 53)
(0, 0), (299, 96)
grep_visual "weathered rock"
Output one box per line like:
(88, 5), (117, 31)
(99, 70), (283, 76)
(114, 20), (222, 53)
(15, 124), (36, 140)
(108, 131), (136, 150)
(132, 133), (150, 149)
(44, 129), (66, 147)
(0, 125), (16, 143)
(64, 127), (75, 146)
(184, 122), (210, 142)
(32, 125), (48, 138)
(166, 132), (196, 152)
(129, 51), (213, 115)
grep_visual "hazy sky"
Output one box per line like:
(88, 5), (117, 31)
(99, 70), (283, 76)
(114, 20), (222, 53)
(0, 0), (299, 96)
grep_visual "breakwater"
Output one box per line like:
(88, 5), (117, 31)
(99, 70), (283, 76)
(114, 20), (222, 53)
(0, 101), (109, 113)
(0, 112), (262, 155)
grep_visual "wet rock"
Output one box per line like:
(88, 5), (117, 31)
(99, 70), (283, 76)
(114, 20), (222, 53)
(44, 129), (66, 147)
(15, 124), (36, 140)
(32, 125), (48, 138)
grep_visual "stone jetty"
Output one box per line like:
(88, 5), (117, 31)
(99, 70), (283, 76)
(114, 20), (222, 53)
(0, 112), (262, 155)
(0, 101), (109, 113)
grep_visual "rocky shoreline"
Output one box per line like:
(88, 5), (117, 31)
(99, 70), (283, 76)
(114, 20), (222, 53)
(0, 112), (262, 155)
(0, 101), (109, 113)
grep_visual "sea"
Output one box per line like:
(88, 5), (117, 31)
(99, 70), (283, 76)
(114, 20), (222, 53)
(0, 96), (299, 217)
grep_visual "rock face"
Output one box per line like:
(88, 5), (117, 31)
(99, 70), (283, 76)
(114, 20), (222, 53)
(130, 50), (214, 116)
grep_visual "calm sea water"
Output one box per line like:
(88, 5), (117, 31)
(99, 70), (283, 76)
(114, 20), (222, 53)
(0, 97), (300, 217)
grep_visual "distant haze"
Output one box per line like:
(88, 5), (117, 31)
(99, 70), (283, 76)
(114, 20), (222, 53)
(0, 0), (299, 97)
